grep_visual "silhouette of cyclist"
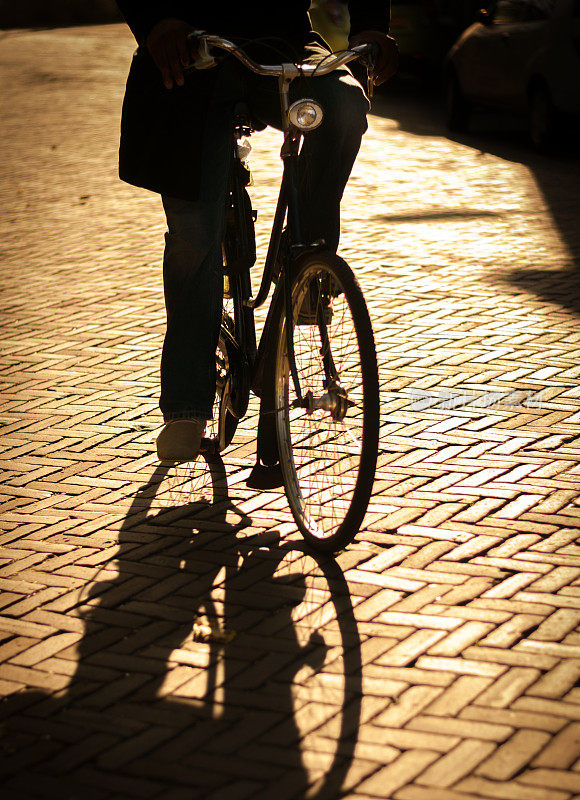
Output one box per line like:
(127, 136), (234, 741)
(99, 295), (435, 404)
(115, 2), (397, 461)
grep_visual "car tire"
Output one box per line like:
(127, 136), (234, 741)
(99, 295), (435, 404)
(445, 71), (471, 132)
(528, 82), (559, 153)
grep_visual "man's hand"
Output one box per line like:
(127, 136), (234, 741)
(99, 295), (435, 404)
(146, 18), (197, 89)
(349, 31), (398, 86)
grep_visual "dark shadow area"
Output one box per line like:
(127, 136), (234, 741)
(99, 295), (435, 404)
(0, 1), (121, 30)
(0, 457), (362, 799)
(372, 77), (580, 313)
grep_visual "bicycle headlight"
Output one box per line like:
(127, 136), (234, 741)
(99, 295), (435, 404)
(288, 99), (324, 131)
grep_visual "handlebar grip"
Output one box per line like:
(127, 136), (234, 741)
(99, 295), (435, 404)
(368, 42), (381, 62)
(189, 30), (217, 69)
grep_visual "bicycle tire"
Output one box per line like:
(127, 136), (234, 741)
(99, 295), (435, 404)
(212, 318), (239, 453)
(273, 251), (379, 552)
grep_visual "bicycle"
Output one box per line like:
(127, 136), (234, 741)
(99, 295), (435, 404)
(193, 32), (381, 553)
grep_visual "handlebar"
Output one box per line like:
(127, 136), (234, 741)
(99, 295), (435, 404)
(188, 32), (376, 80)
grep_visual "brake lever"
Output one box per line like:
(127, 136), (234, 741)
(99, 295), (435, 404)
(367, 63), (374, 99)
(188, 30), (217, 70)
(361, 43), (380, 99)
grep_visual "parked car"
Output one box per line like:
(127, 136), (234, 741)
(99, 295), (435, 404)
(444, 0), (580, 150)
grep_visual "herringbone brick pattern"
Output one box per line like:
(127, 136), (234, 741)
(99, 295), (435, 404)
(1, 23), (580, 800)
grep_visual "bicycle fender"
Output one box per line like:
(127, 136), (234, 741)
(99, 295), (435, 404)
(220, 326), (250, 419)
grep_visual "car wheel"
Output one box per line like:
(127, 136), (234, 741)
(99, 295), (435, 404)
(528, 82), (558, 153)
(445, 72), (471, 132)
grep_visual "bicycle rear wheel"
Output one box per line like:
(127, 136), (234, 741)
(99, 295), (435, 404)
(273, 252), (379, 552)
(209, 315), (238, 453)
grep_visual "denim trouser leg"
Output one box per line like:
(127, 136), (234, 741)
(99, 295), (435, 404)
(159, 65), (368, 421)
(160, 195), (226, 421)
(160, 69), (237, 421)
(295, 74), (369, 252)
(249, 69), (369, 252)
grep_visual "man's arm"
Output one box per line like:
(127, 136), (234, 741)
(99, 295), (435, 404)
(116, 0), (175, 45)
(116, 2), (197, 89)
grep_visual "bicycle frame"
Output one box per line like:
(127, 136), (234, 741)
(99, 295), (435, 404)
(226, 114), (311, 413)
(192, 31), (374, 319)
(197, 34), (375, 460)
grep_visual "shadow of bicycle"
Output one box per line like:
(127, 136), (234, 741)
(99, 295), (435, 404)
(0, 456), (362, 799)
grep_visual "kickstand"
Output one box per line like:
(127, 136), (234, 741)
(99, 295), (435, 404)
(246, 461), (284, 489)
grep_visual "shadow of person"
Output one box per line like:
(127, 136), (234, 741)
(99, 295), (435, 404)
(0, 455), (362, 800)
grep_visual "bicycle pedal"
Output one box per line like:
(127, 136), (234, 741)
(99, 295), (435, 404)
(199, 436), (218, 455)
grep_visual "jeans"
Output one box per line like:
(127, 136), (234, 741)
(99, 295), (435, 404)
(160, 59), (369, 422)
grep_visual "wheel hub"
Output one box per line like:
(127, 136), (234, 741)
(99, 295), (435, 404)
(300, 383), (352, 421)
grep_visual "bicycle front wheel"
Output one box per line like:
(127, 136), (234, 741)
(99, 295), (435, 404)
(273, 252), (379, 552)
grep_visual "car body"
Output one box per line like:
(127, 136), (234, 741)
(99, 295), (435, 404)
(445, 0), (580, 148)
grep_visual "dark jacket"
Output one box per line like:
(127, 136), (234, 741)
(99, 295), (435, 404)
(116, 1), (390, 199)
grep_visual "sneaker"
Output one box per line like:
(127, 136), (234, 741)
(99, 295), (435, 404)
(156, 418), (206, 462)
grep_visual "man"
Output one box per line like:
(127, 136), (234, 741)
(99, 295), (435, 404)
(115, 1), (396, 462)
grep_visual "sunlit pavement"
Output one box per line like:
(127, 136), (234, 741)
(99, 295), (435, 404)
(1, 23), (580, 800)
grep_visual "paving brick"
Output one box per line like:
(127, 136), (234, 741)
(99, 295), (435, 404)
(527, 661), (580, 699)
(529, 609), (580, 641)
(457, 776), (569, 800)
(397, 526), (472, 544)
(379, 612), (464, 631)
(441, 536), (503, 562)
(482, 573), (539, 599)
(363, 665), (456, 688)
(518, 769), (580, 793)
(513, 697), (580, 721)
(362, 547), (418, 571)
(532, 722), (580, 769)
(2, 21), (580, 800)
(424, 675), (493, 716)
(401, 541), (456, 568)
(427, 621), (495, 657)
(355, 750), (440, 796)
(463, 644), (557, 670)
(390, 584), (451, 612)
(357, 726), (460, 753)
(460, 706), (567, 733)
(531, 530), (580, 553)
(476, 729), (552, 779)
(406, 716), (514, 742)
(374, 685), (444, 727)
(9, 631), (82, 667)
(516, 640), (580, 659)
(417, 739), (497, 787)
(395, 787), (485, 800)
(517, 592), (580, 610)
(487, 534), (543, 557)
(475, 667), (543, 708)
(415, 655), (508, 678)
(480, 614), (545, 647)
(437, 577), (497, 605)
(529, 567), (580, 592)
(377, 630), (448, 666)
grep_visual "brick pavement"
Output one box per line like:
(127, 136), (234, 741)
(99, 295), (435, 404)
(1, 23), (580, 800)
